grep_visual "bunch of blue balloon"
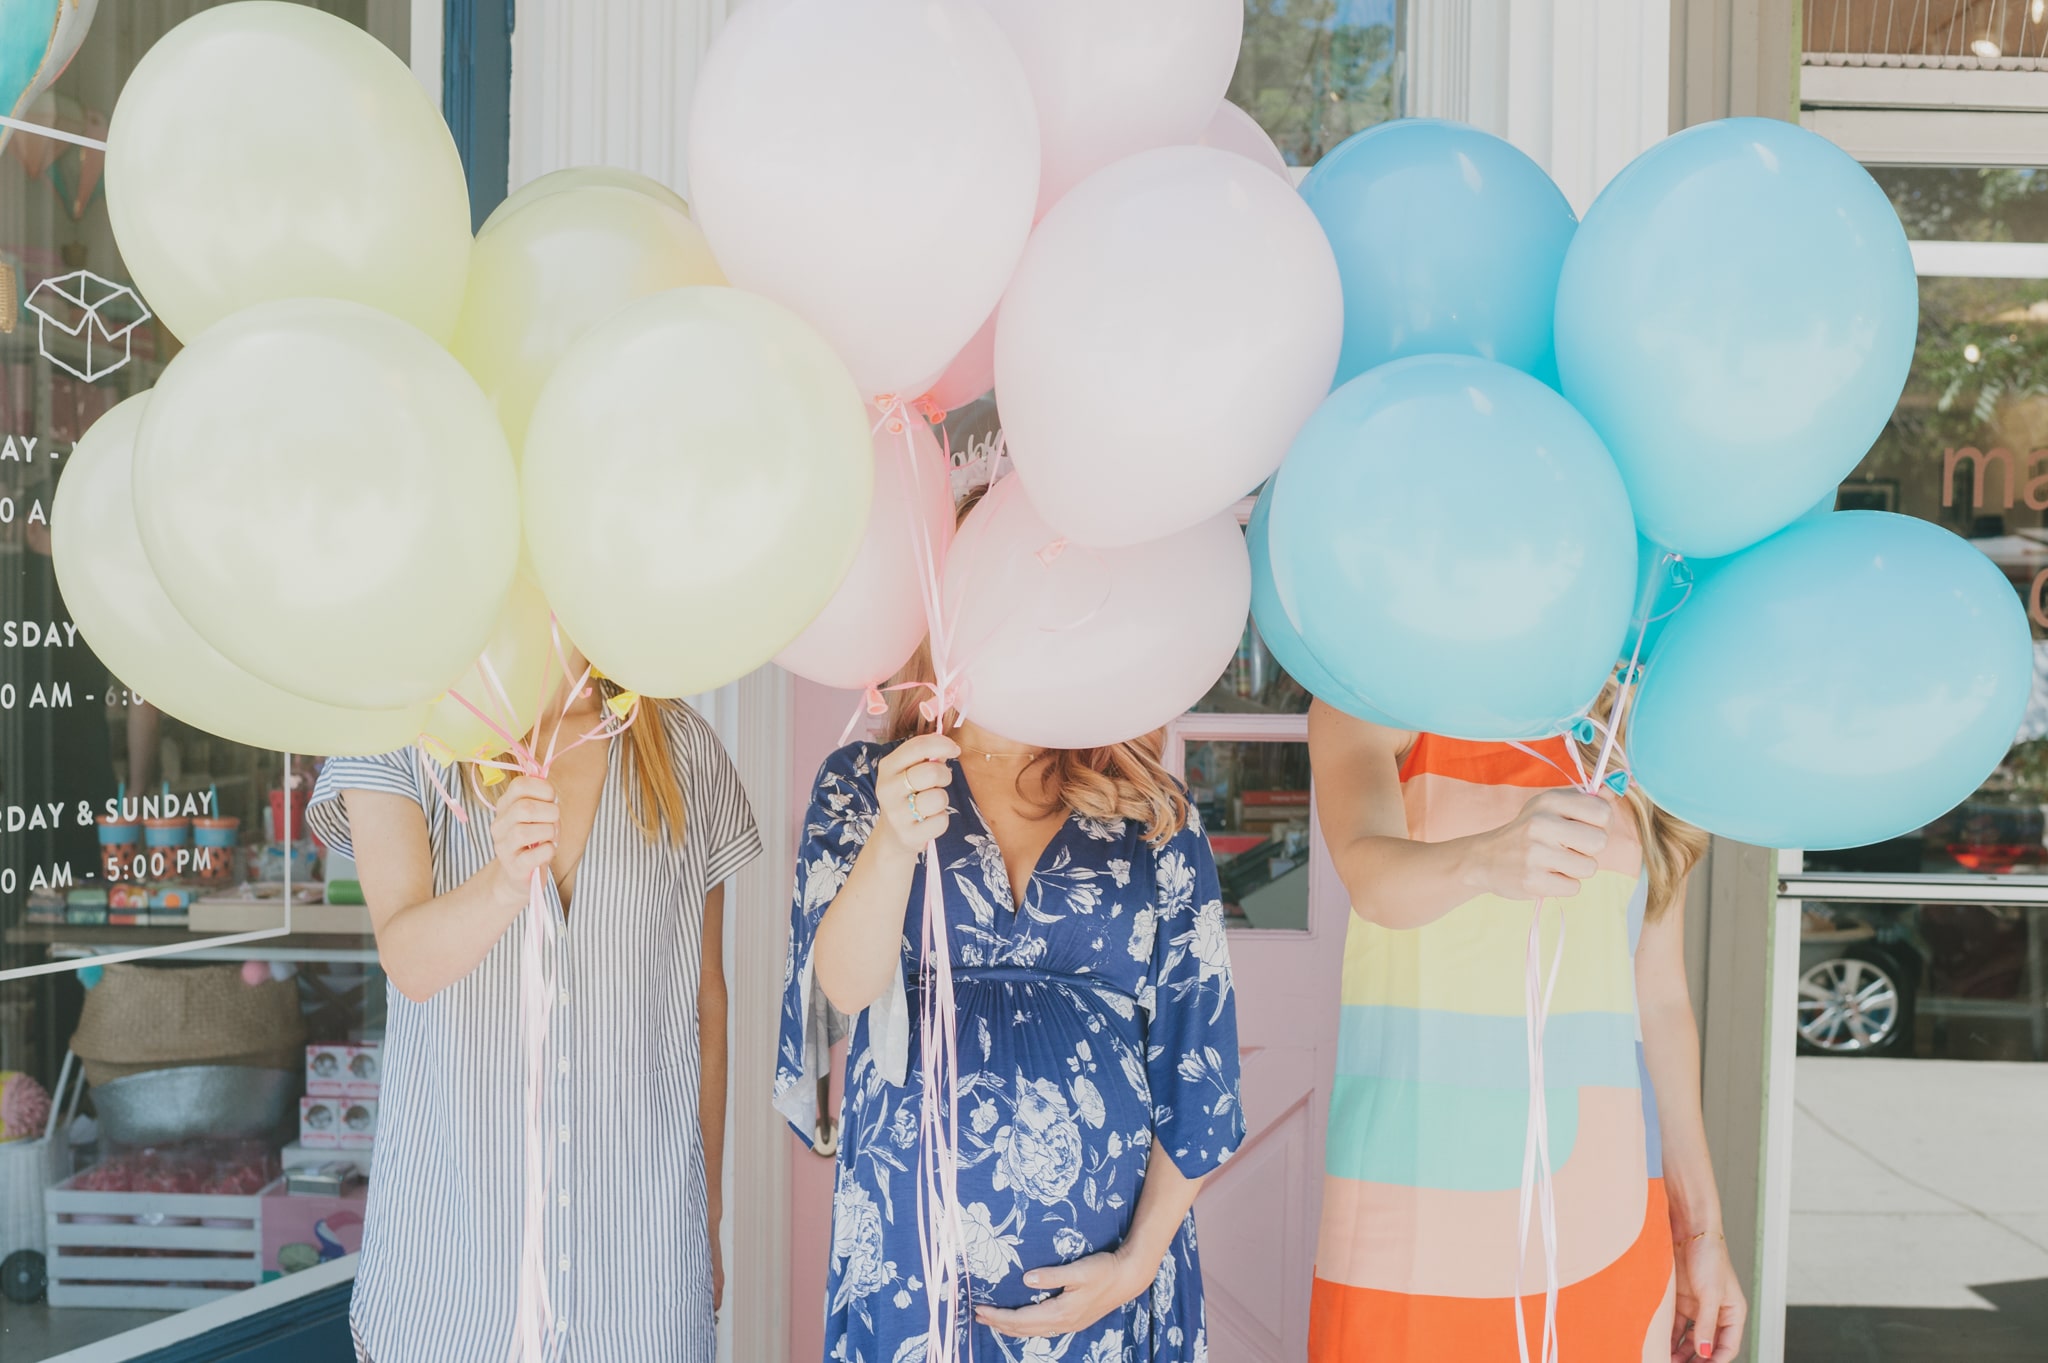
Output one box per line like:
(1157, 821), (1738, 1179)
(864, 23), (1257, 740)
(1260, 117), (2034, 851)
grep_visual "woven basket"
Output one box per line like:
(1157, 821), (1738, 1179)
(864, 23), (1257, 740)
(71, 964), (304, 1089)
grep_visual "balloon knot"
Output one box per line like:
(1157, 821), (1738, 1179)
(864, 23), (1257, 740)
(912, 395), (947, 425)
(864, 685), (888, 717)
(1568, 716), (1598, 745)
(1035, 538), (1068, 567)
(1604, 770), (1631, 796)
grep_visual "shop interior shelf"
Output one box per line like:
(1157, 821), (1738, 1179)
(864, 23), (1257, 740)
(6, 924), (378, 964)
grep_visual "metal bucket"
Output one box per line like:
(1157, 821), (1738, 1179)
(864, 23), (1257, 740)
(88, 1066), (296, 1147)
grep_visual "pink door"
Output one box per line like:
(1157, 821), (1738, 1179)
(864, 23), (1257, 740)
(1164, 708), (1344, 1363)
(783, 675), (1345, 1363)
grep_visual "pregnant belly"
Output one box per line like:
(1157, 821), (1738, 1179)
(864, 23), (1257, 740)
(948, 975), (1153, 1310)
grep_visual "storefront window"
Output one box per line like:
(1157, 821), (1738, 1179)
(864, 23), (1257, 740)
(1787, 164), (2048, 1363)
(1, 5), (408, 1356)
(1809, 213), (2048, 878)
(1231, 0), (1401, 168)
(1186, 739), (1314, 930)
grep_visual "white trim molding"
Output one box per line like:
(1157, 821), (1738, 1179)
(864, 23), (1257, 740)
(1801, 106), (2048, 165)
(1801, 62), (2048, 112)
(1408, 0), (1671, 213)
(409, 0), (443, 108)
(509, 0), (739, 198)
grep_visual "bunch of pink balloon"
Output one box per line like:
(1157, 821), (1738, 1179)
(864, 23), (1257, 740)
(712, 0), (1337, 748)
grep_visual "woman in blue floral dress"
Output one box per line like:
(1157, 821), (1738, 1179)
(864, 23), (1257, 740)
(775, 707), (1244, 1363)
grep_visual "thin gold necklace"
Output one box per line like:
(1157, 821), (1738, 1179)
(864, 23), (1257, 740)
(959, 744), (1042, 762)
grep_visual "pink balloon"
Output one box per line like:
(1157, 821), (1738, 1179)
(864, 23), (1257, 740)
(984, 0), (1243, 217)
(1198, 100), (1291, 181)
(943, 477), (1250, 749)
(923, 308), (997, 412)
(996, 145), (1342, 547)
(689, 0), (1040, 397)
(776, 412), (954, 691)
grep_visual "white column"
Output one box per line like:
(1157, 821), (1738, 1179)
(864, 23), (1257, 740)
(1410, 0), (1670, 213)
(509, 0), (738, 196)
(510, 8), (788, 1363)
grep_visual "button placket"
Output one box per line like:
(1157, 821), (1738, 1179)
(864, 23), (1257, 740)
(550, 929), (575, 1344)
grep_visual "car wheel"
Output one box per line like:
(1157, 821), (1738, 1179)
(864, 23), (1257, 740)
(1797, 945), (1914, 1056)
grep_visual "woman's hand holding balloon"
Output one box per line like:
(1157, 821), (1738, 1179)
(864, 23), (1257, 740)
(1467, 790), (1613, 902)
(872, 735), (959, 857)
(489, 776), (560, 907)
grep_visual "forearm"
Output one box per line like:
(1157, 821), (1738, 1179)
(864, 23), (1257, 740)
(697, 971), (728, 1228)
(812, 834), (920, 1013)
(372, 866), (528, 1002)
(1332, 831), (1496, 929)
(1119, 1147), (1204, 1277)
(1642, 994), (1725, 1238)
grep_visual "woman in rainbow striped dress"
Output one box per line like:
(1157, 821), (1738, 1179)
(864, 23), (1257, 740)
(1305, 701), (1747, 1363)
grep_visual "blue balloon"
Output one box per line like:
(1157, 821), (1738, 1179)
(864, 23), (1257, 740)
(1555, 118), (1917, 560)
(1629, 512), (2032, 850)
(1625, 492), (1839, 661)
(1246, 480), (1401, 726)
(1299, 119), (1577, 390)
(1268, 355), (1638, 740)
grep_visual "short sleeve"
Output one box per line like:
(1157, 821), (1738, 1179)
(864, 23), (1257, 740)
(774, 743), (898, 1146)
(672, 705), (761, 886)
(1141, 811), (1246, 1177)
(306, 748), (427, 860)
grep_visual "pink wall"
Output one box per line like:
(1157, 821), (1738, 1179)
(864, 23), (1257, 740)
(786, 676), (868, 1363)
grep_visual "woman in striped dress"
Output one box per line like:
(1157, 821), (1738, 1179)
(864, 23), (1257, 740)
(1304, 700), (1746, 1362)
(306, 660), (760, 1363)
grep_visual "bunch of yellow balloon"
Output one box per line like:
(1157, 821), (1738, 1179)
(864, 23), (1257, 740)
(52, 1), (874, 760)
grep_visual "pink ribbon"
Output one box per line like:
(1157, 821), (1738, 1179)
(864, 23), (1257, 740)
(1505, 548), (1678, 1363)
(873, 392), (976, 1362)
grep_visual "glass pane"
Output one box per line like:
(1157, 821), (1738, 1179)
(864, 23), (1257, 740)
(1186, 739), (1313, 931)
(1194, 613), (1319, 715)
(1194, 520), (1314, 713)
(0, 6), (405, 1356)
(1787, 899), (2048, 1359)
(1872, 167), (2048, 244)
(1805, 268), (2048, 876)
(1230, 1), (1401, 169)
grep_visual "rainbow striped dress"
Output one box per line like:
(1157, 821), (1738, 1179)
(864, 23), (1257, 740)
(1309, 735), (1675, 1361)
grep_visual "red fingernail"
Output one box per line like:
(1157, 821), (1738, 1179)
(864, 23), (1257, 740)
(1700, 1348), (1712, 1359)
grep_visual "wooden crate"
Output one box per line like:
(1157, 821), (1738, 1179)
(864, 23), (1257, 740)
(44, 1176), (269, 1310)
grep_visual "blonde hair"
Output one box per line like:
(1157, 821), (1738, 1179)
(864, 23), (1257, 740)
(1570, 678), (1706, 920)
(491, 681), (688, 846)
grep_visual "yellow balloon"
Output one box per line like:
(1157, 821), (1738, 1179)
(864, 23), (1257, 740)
(480, 166), (690, 235)
(133, 298), (520, 710)
(451, 185), (725, 458)
(52, 396), (431, 756)
(423, 569), (556, 762)
(523, 287), (873, 698)
(105, 2), (472, 343)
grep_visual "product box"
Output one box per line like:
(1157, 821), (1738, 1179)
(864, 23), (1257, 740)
(300, 1094), (376, 1149)
(259, 1179), (367, 1280)
(280, 1141), (370, 1178)
(108, 883), (150, 911)
(305, 1042), (380, 1098)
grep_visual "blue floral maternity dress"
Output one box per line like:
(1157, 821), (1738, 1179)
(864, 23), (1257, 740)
(776, 742), (1245, 1363)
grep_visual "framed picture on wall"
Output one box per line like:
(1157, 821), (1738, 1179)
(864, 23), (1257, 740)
(1836, 479), (1898, 513)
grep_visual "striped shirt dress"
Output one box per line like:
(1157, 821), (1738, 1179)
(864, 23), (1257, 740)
(1308, 734), (1676, 1362)
(307, 702), (762, 1363)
